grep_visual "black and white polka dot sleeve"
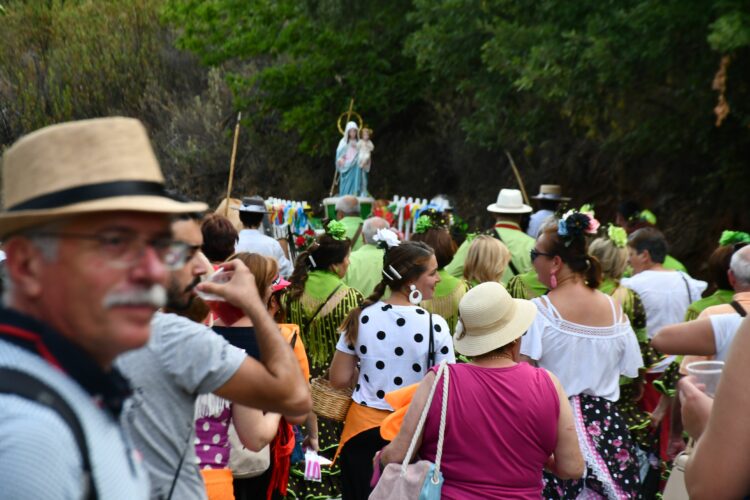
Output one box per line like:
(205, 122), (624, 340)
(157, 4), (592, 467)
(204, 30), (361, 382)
(335, 330), (357, 355)
(432, 315), (456, 363)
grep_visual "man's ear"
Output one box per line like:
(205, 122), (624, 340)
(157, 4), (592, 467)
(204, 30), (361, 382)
(728, 269), (737, 289)
(2, 238), (46, 300)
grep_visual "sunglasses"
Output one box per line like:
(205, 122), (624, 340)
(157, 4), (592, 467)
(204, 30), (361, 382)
(530, 248), (555, 261)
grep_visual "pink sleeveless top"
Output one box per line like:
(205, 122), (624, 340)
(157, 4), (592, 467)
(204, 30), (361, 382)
(419, 363), (559, 499)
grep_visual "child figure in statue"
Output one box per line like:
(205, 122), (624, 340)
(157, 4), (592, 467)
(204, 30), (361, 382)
(335, 121), (361, 196)
(357, 127), (374, 196)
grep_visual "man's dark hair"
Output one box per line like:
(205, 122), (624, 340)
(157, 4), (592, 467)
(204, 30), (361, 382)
(628, 227), (668, 264)
(201, 214), (238, 262)
(239, 211), (264, 229)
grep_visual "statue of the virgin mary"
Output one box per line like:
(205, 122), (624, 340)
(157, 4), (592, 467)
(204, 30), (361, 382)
(335, 121), (361, 197)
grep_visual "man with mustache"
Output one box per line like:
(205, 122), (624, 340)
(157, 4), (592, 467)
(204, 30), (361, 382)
(116, 208), (312, 500)
(0, 117), (207, 499)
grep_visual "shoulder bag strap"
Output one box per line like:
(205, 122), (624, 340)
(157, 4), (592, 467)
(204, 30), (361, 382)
(0, 368), (98, 500)
(678, 272), (693, 304)
(352, 222), (364, 248)
(491, 229), (519, 276)
(166, 411), (195, 500)
(427, 313), (436, 368)
(302, 284), (344, 333)
(730, 300), (747, 317)
(400, 361), (449, 474)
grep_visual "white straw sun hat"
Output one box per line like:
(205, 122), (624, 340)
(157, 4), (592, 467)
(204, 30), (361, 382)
(453, 281), (537, 356)
(486, 188), (532, 214)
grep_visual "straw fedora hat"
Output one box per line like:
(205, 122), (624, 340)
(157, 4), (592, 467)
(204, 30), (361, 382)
(532, 184), (571, 201)
(453, 281), (537, 356)
(0, 117), (207, 238)
(486, 188), (532, 214)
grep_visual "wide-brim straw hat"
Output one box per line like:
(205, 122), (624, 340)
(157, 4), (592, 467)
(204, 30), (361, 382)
(453, 281), (537, 356)
(0, 117), (207, 238)
(532, 184), (571, 201)
(487, 188), (532, 214)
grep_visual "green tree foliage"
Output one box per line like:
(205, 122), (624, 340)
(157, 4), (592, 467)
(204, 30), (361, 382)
(163, 0), (424, 155)
(0, 0), (168, 142)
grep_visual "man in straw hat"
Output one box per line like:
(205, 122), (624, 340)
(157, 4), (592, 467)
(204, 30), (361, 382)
(0, 117), (206, 498)
(527, 184), (570, 238)
(0, 117), (309, 498)
(445, 188), (536, 285)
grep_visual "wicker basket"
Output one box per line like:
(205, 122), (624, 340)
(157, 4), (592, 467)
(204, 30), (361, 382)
(311, 377), (353, 422)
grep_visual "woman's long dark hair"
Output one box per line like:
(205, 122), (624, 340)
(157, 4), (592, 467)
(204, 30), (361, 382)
(541, 224), (602, 289)
(340, 241), (434, 345)
(287, 234), (351, 302)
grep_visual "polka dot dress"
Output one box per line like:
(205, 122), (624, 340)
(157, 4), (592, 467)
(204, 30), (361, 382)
(194, 405), (231, 469)
(336, 301), (456, 410)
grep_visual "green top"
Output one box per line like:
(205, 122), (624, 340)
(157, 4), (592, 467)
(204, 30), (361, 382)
(343, 244), (384, 298)
(507, 270), (548, 300)
(420, 269), (468, 334)
(684, 288), (734, 321)
(664, 254), (688, 273)
(284, 270), (363, 371)
(339, 216), (364, 251)
(444, 223), (535, 285)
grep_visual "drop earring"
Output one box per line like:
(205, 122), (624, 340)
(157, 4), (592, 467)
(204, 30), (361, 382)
(550, 272), (558, 289)
(408, 284), (423, 305)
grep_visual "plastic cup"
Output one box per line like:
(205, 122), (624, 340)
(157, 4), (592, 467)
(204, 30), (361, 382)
(686, 360), (725, 397)
(195, 268), (232, 302)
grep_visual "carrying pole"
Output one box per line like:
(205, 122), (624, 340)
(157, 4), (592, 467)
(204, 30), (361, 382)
(224, 112), (242, 216)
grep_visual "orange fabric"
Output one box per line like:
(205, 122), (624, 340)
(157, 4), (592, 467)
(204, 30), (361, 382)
(279, 324), (310, 381)
(379, 384), (419, 441)
(333, 403), (391, 463)
(200, 468), (234, 500)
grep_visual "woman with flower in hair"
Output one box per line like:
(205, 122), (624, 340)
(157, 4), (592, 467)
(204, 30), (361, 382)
(410, 210), (468, 333)
(521, 211), (644, 498)
(330, 229), (456, 499)
(283, 220), (363, 499)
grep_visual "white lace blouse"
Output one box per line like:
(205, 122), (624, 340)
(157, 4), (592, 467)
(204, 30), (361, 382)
(520, 294), (643, 402)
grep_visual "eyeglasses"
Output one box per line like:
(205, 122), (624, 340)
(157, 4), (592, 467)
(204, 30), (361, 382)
(31, 229), (200, 270)
(530, 248), (554, 261)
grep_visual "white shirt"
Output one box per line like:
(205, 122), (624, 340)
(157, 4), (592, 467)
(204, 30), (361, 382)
(621, 270), (707, 339)
(336, 302), (455, 411)
(710, 313), (744, 361)
(520, 295), (643, 402)
(235, 229), (293, 278)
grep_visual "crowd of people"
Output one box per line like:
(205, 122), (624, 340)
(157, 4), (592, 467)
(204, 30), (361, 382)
(0, 116), (748, 500)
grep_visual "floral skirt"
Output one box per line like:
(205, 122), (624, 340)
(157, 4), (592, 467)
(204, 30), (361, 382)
(544, 394), (641, 499)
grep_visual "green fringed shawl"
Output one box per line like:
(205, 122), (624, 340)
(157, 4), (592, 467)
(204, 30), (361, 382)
(507, 270), (548, 300)
(284, 271), (363, 372)
(420, 270), (468, 334)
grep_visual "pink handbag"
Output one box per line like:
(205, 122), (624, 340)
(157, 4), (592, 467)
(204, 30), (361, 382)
(369, 361), (449, 500)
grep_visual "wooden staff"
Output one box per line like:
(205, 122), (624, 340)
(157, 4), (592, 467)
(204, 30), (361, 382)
(504, 150), (530, 205)
(224, 112), (242, 216)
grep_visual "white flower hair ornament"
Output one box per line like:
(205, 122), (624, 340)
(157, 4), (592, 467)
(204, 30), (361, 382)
(373, 228), (400, 250)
